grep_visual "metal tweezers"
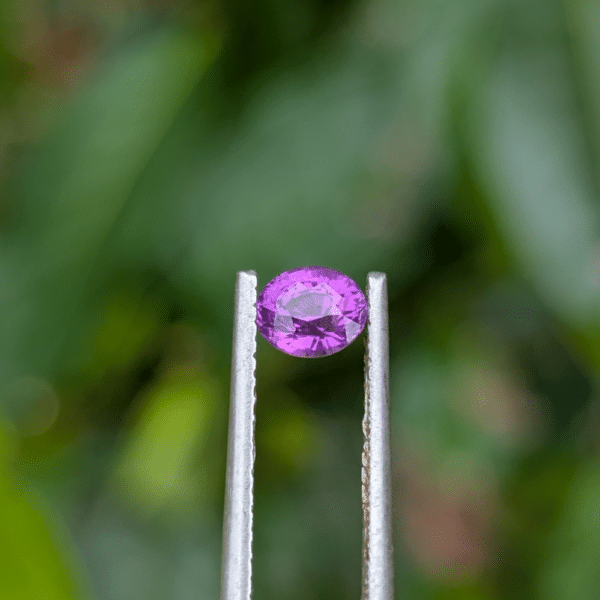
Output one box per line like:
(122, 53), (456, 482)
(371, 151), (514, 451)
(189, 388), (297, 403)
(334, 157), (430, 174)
(220, 271), (394, 600)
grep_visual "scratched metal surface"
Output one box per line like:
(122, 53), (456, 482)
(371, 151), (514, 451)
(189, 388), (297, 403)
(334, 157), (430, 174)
(220, 271), (257, 600)
(362, 272), (394, 600)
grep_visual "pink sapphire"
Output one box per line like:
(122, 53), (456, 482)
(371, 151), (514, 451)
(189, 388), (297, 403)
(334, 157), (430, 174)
(256, 266), (368, 357)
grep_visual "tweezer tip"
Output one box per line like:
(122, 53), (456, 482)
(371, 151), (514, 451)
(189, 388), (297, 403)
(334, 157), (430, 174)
(237, 270), (258, 283)
(367, 271), (386, 280)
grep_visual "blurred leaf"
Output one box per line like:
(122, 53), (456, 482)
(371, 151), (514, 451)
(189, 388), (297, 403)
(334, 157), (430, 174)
(469, 29), (600, 352)
(0, 423), (90, 600)
(0, 26), (215, 390)
(539, 460), (600, 600)
(565, 0), (600, 171)
(111, 368), (218, 518)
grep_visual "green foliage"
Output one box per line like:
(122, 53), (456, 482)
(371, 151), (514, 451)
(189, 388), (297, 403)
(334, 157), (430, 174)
(0, 425), (89, 600)
(0, 0), (600, 598)
(111, 368), (219, 518)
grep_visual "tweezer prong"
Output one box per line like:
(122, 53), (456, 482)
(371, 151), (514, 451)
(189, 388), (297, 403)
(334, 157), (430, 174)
(362, 272), (394, 600)
(221, 270), (394, 600)
(221, 271), (257, 600)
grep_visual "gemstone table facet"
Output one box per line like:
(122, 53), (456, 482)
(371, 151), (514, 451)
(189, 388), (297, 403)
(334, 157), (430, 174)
(256, 266), (368, 357)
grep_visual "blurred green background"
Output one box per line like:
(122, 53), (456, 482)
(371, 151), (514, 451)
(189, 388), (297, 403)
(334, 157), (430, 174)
(1, 0), (600, 598)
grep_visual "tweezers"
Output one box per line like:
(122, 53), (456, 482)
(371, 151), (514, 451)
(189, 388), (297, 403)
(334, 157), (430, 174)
(220, 271), (394, 600)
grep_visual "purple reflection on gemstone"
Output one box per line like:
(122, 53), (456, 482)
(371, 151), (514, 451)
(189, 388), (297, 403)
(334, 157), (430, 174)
(256, 266), (368, 357)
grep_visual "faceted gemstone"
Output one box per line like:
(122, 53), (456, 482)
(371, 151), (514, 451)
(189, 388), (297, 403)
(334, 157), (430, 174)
(256, 266), (368, 357)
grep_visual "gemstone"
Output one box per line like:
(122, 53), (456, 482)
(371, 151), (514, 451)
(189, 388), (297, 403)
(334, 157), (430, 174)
(256, 266), (368, 357)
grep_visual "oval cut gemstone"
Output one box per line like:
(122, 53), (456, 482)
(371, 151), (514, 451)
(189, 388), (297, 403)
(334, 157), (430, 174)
(256, 266), (368, 357)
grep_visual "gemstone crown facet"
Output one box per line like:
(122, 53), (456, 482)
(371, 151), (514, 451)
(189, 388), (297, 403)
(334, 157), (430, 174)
(256, 266), (368, 357)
